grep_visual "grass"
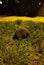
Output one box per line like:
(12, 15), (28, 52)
(0, 20), (44, 65)
(0, 16), (44, 23)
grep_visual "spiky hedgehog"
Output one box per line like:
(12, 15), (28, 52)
(13, 27), (29, 40)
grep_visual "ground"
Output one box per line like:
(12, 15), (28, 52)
(0, 16), (44, 65)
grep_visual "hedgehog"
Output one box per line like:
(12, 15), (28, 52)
(13, 28), (29, 40)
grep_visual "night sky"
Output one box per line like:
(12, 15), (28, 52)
(0, 0), (44, 17)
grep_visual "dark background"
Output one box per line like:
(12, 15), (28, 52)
(0, 0), (44, 17)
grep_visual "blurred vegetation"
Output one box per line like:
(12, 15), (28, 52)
(0, 20), (44, 65)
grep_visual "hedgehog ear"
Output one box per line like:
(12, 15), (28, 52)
(13, 34), (19, 40)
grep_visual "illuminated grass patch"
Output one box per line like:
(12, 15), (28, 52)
(0, 20), (44, 65)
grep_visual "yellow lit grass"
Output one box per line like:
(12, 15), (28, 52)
(0, 16), (44, 65)
(0, 16), (44, 23)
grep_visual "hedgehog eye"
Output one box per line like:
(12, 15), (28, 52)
(0, 0), (2, 5)
(38, 2), (42, 6)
